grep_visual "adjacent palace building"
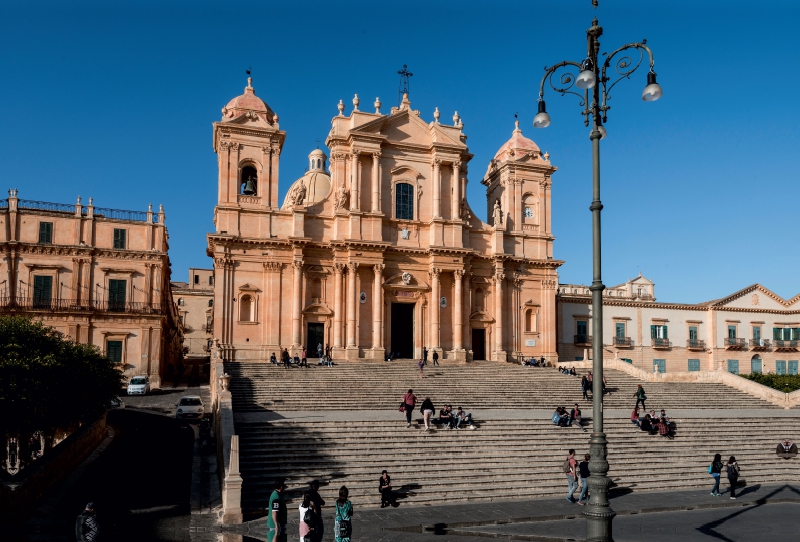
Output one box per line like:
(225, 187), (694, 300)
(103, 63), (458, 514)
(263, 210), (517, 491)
(0, 190), (183, 387)
(207, 78), (562, 362)
(558, 275), (800, 375)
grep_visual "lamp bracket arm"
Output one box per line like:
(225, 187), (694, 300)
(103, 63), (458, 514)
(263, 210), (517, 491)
(537, 60), (586, 107)
(600, 43), (654, 107)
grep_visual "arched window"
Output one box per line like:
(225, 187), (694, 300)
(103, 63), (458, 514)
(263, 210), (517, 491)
(525, 309), (533, 332)
(208, 299), (214, 307)
(177, 298), (184, 306)
(239, 295), (253, 322)
(396, 183), (414, 220)
(241, 165), (258, 195)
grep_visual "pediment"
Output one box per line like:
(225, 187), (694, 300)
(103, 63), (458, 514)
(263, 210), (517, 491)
(303, 301), (333, 316)
(238, 283), (259, 292)
(711, 284), (800, 310)
(381, 111), (434, 146)
(469, 311), (495, 323)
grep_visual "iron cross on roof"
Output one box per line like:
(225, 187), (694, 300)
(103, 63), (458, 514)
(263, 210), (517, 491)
(398, 64), (413, 105)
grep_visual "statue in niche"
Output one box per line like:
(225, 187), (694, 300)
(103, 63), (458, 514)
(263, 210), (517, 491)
(492, 198), (503, 226)
(460, 198), (471, 220)
(334, 184), (350, 210)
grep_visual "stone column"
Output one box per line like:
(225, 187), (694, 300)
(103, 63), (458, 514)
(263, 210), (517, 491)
(350, 151), (360, 211)
(430, 268), (441, 349)
(333, 263), (344, 348)
(494, 272), (505, 358)
(291, 260), (303, 347)
(514, 180), (523, 230)
(373, 264), (384, 348)
(346, 262), (358, 346)
(270, 147), (281, 208)
(432, 159), (441, 218)
(451, 161), (461, 219)
(454, 270), (464, 350)
(371, 152), (381, 213)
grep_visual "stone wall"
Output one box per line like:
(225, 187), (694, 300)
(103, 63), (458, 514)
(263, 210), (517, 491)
(0, 414), (107, 524)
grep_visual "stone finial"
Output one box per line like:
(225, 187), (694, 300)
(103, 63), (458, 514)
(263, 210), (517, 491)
(374, 97), (381, 114)
(272, 114), (279, 124)
(543, 151), (550, 161)
(453, 111), (461, 126)
(353, 94), (360, 111)
(246, 76), (253, 90)
(148, 203), (153, 212)
(89, 197), (93, 205)
(338, 99), (345, 116)
(400, 93), (411, 111)
(433, 107), (440, 123)
(513, 119), (521, 133)
(77, 196), (82, 204)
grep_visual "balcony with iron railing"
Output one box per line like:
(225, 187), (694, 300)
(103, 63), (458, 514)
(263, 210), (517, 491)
(652, 337), (671, 349)
(613, 337), (633, 347)
(686, 339), (706, 350)
(0, 297), (164, 315)
(774, 339), (799, 350)
(750, 338), (771, 350)
(724, 337), (747, 349)
(574, 335), (593, 346)
(9, 199), (160, 223)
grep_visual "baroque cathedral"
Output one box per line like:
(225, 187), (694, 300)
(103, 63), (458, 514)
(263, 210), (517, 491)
(208, 77), (562, 363)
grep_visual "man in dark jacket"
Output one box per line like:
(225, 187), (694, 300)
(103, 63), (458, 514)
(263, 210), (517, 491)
(75, 503), (100, 542)
(432, 351), (439, 366)
(281, 348), (291, 369)
(308, 480), (325, 542)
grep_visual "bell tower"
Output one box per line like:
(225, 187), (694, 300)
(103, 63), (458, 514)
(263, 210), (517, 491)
(212, 77), (285, 235)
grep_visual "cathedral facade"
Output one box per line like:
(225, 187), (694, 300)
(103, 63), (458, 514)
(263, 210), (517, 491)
(207, 78), (562, 363)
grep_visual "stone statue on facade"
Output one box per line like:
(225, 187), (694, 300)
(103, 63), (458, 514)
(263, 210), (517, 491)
(293, 179), (306, 206)
(460, 198), (471, 220)
(334, 184), (350, 210)
(492, 198), (503, 226)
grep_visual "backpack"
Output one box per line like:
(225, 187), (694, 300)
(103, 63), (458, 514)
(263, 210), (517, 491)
(562, 459), (572, 474)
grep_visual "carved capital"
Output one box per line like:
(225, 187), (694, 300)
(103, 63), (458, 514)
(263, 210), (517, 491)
(219, 141), (230, 151)
(433, 158), (441, 167)
(454, 269), (465, 279)
(373, 263), (385, 274)
(453, 160), (462, 170)
(333, 262), (346, 274)
(429, 267), (441, 278)
(347, 262), (359, 273)
(272, 147), (281, 156)
(261, 146), (272, 155)
(263, 262), (282, 272)
(352, 149), (361, 157)
(332, 152), (348, 162)
(494, 273), (506, 283)
(292, 260), (304, 270)
(372, 151), (382, 161)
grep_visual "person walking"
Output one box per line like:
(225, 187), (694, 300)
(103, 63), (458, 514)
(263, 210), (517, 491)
(281, 348), (291, 369)
(317, 343), (324, 364)
(581, 374), (590, 400)
(308, 480), (325, 542)
(432, 350), (439, 366)
(267, 478), (288, 542)
(422, 347), (428, 366)
(418, 358), (424, 379)
(564, 449), (578, 503)
(420, 397), (435, 431)
(402, 389), (417, 428)
(726, 456), (740, 499)
(334, 486), (353, 542)
(709, 453), (723, 496)
(299, 493), (316, 542)
(300, 348), (308, 368)
(577, 454), (591, 505)
(634, 385), (647, 410)
(75, 502), (100, 542)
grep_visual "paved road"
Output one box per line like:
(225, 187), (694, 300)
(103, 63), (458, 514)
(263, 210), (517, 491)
(123, 384), (211, 417)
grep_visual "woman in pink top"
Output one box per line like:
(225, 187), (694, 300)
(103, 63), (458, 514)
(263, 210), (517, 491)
(402, 389), (416, 427)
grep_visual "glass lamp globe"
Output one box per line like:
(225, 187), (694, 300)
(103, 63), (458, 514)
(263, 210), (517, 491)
(533, 111), (550, 128)
(576, 69), (596, 90)
(642, 72), (663, 102)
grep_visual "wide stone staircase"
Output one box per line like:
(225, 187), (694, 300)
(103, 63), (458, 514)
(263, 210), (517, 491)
(225, 361), (780, 411)
(223, 361), (794, 512)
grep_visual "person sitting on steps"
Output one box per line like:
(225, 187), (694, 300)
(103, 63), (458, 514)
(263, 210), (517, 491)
(640, 413), (657, 435)
(570, 403), (587, 432)
(631, 407), (641, 428)
(438, 405), (454, 429)
(455, 407), (476, 430)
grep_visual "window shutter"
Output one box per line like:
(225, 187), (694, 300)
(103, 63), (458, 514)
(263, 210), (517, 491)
(113, 229), (126, 249)
(753, 327), (761, 340)
(688, 359), (700, 372)
(774, 328), (781, 341)
(39, 222), (53, 243)
(776, 361), (786, 375)
(108, 279), (127, 309)
(650, 325), (656, 339)
(33, 275), (53, 306)
(662, 325), (668, 339)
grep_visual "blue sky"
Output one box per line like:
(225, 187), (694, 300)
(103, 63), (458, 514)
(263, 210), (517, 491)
(1, 0), (797, 302)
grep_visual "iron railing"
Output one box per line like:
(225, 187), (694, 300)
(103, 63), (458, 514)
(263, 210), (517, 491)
(17, 199), (76, 214)
(774, 339), (799, 349)
(93, 206), (158, 223)
(652, 337), (671, 348)
(724, 337), (747, 348)
(750, 338), (771, 349)
(687, 339), (706, 350)
(574, 335), (593, 345)
(0, 297), (164, 315)
(5, 199), (158, 223)
(613, 337), (633, 347)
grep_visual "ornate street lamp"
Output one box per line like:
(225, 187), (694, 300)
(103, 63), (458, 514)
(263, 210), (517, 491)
(533, 15), (661, 542)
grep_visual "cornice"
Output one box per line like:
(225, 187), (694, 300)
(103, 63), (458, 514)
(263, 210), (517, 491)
(3, 242), (166, 261)
(557, 295), (800, 315)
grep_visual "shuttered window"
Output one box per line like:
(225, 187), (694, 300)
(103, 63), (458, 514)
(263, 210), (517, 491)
(33, 275), (53, 308)
(38, 222), (53, 244)
(789, 361), (798, 375)
(727, 325), (736, 339)
(776, 360), (787, 375)
(615, 323), (625, 338)
(653, 359), (666, 373)
(688, 359), (700, 372)
(108, 279), (126, 311)
(113, 228), (126, 249)
(106, 340), (123, 363)
(753, 327), (761, 340)
(727, 360), (739, 374)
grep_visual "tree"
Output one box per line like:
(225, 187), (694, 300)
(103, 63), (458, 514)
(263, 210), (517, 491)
(0, 316), (124, 436)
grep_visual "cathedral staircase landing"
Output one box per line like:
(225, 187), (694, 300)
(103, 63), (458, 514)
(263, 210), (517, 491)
(223, 361), (795, 513)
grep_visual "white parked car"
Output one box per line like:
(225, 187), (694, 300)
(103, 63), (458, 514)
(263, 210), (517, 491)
(175, 396), (204, 420)
(127, 376), (150, 395)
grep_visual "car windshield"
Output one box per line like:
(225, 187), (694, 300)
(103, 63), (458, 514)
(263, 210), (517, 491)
(130, 378), (147, 385)
(180, 398), (202, 406)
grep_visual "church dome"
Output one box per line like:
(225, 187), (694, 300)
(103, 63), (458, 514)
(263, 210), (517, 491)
(281, 149), (332, 209)
(493, 120), (540, 161)
(221, 77), (276, 123)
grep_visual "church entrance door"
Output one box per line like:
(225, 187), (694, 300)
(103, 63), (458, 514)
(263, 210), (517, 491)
(391, 303), (414, 358)
(472, 329), (486, 360)
(307, 323), (324, 354)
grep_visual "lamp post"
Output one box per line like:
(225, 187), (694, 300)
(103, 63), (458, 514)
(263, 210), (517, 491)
(533, 16), (662, 542)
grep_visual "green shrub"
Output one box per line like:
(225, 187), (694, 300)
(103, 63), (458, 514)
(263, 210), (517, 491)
(0, 316), (124, 434)
(741, 373), (800, 393)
